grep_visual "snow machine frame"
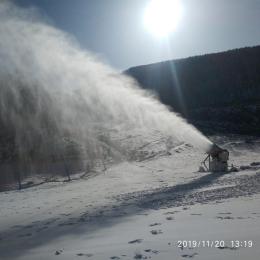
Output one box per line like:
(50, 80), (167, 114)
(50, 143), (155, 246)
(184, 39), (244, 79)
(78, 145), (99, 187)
(202, 144), (229, 173)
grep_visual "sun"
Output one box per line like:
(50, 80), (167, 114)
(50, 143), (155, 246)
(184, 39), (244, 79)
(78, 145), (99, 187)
(144, 0), (183, 37)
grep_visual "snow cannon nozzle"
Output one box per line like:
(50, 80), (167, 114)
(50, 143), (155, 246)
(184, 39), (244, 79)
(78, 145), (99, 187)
(207, 143), (226, 156)
(202, 143), (229, 173)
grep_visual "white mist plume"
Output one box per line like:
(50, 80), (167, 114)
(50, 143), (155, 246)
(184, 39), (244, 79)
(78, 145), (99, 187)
(0, 1), (212, 167)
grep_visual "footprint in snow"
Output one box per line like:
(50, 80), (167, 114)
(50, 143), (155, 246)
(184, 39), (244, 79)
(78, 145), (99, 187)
(149, 222), (161, 227)
(166, 216), (174, 220)
(77, 253), (93, 257)
(181, 253), (198, 258)
(128, 239), (143, 244)
(134, 253), (146, 259)
(164, 211), (179, 215)
(217, 246), (238, 250)
(144, 249), (159, 254)
(216, 216), (234, 220)
(55, 249), (63, 255)
(110, 257), (120, 260)
(150, 230), (163, 235)
(236, 216), (251, 219)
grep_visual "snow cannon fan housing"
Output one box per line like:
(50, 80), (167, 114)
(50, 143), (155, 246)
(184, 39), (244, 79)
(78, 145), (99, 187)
(204, 144), (229, 172)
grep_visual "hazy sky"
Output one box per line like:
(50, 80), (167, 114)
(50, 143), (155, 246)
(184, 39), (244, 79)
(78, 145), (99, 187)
(14, 0), (260, 70)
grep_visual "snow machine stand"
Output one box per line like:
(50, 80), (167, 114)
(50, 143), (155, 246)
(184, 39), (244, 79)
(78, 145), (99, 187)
(202, 144), (229, 172)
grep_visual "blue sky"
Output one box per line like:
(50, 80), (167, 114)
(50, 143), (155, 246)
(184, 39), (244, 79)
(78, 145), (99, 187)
(14, 0), (260, 70)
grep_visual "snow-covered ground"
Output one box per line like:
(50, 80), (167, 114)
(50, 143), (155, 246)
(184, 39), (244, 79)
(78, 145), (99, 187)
(0, 135), (260, 260)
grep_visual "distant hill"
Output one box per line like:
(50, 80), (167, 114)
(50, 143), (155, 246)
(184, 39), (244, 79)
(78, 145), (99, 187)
(125, 46), (260, 135)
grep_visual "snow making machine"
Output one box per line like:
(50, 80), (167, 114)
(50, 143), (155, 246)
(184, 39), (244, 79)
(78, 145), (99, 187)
(202, 144), (229, 172)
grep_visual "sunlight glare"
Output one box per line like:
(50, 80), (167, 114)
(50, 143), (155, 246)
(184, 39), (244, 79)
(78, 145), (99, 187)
(144, 0), (183, 37)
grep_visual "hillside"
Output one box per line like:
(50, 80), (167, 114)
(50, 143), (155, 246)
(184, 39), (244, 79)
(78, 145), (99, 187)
(126, 46), (260, 135)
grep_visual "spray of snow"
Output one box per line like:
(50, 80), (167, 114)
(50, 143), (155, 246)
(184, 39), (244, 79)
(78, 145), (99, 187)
(0, 1), (212, 167)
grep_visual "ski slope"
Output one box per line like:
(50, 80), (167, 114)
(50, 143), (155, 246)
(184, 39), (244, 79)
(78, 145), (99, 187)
(0, 135), (260, 260)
